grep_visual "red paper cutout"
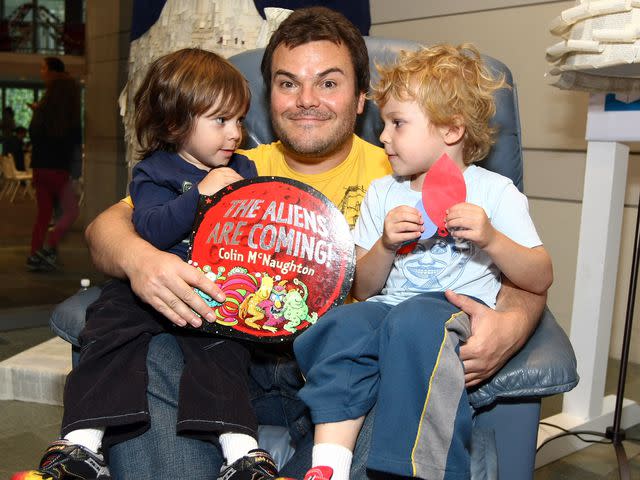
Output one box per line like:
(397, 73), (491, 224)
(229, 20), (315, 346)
(422, 153), (466, 237)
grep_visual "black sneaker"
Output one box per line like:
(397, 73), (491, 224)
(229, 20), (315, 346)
(14, 440), (111, 479)
(26, 254), (54, 272)
(217, 448), (282, 480)
(35, 247), (58, 270)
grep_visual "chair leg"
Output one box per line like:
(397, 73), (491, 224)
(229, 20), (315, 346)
(20, 182), (30, 198)
(9, 181), (19, 202)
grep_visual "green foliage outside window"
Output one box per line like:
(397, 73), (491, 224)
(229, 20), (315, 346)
(5, 88), (36, 129)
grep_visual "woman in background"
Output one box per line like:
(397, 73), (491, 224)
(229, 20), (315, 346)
(27, 56), (81, 272)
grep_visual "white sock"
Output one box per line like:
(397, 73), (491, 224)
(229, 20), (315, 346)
(219, 432), (258, 465)
(64, 428), (105, 454)
(312, 443), (353, 480)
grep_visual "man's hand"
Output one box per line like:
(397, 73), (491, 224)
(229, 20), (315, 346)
(127, 247), (226, 328)
(86, 202), (226, 328)
(445, 289), (530, 387)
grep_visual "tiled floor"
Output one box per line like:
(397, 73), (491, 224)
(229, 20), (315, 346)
(1, 188), (639, 479)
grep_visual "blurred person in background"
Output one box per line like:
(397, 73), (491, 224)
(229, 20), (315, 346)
(27, 56), (82, 272)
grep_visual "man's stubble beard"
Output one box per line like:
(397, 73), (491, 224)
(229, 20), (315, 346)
(271, 102), (360, 160)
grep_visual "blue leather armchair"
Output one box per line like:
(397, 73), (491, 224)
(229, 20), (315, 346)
(50, 38), (578, 480)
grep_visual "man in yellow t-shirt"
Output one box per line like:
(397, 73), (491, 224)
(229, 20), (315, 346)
(82, 8), (544, 479)
(83, 8), (396, 479)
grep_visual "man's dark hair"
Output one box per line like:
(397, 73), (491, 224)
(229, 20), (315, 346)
(44, 57), (65, 73)
(261, 7), (369, 97)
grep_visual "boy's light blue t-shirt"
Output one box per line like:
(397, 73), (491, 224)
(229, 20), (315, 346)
(353, 165), (542, 308)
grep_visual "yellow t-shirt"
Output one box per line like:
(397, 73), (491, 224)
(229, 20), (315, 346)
(238, 134), (390, 229)
(123, 135), (390, 228)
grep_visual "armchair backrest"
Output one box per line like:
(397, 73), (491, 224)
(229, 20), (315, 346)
(228, 37), (523, 191)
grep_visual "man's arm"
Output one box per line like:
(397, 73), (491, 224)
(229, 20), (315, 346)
(445, 276), (546, 387)
(85, 202), (225, 327)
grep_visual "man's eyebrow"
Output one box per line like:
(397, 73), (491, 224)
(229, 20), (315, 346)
(315, 67), (346, 78)
(273, 67), (346, 81)
(273, 70), (297, 80)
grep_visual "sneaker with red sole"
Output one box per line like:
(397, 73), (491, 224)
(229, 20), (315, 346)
(303, 466), (333, 480)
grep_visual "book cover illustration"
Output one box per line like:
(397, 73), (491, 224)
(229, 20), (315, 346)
(188, 176), (355, 342)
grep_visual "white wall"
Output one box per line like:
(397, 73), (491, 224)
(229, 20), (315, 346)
(370, 0), (640, 363)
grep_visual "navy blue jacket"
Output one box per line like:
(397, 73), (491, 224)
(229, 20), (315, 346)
(130, 151), (257, 260)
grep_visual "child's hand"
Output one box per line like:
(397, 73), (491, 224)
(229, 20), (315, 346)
(445, 202), (495, 249)
(198, 167), (243, 196)
(382, 206), (424, 252)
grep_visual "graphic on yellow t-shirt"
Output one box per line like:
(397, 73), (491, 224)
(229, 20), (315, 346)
(239, 135), (390, 228)
(336, 184), (368, 229)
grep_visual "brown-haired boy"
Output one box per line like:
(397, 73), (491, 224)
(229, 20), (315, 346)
(19, 48), (289, 480)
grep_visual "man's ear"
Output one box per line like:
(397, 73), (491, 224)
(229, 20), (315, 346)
(441, 116), (465, 145)
(356, 91), (366, 115)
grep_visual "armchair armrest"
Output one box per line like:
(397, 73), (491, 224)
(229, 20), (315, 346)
(468, 307), (579, 409)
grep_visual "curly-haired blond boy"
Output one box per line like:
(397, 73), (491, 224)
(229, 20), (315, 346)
(293, 44), (552, 480)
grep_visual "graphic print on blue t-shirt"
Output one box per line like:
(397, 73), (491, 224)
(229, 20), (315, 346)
(397, 236), (475, 291)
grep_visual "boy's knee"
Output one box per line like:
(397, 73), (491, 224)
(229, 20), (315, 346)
(386, 295), (453, 338)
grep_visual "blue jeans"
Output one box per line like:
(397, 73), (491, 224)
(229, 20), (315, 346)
(108, 333), (374, 479)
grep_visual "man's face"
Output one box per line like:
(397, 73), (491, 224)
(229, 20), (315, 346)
(269, 41), (365, 160)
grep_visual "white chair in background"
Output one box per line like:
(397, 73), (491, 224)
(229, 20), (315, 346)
(0, 154), (33, 202)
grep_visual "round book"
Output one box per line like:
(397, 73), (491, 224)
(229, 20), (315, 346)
(189, 176), (355, 342)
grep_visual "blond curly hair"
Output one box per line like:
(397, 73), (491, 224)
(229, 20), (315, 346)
(372, 44), (506, 165)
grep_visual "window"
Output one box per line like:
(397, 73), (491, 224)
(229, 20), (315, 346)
(1, 0), (85, 54)
(5, 87), (37, 128)
(1, 84), (82, 139)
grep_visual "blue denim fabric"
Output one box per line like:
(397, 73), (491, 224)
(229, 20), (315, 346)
(107, 334), (320, 478)
(247, 348), (375, 479)
(109, 333), (223, 479)
(107, 333), (376, 479)
(248, 349), (311, 443)
(352, 404), (375, 479)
